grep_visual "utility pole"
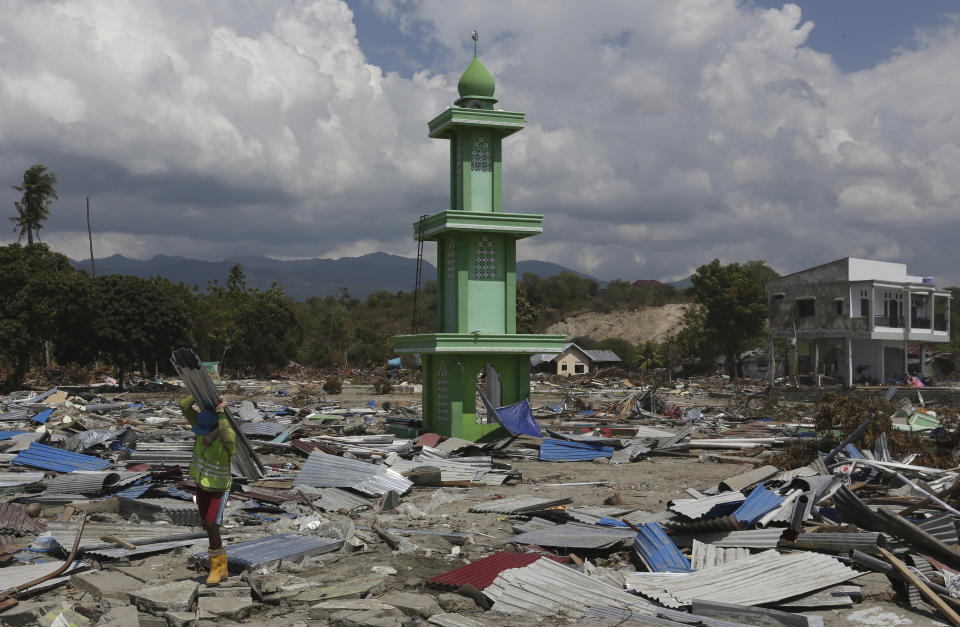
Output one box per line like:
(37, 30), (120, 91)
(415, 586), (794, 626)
(86, 197), (95, 277)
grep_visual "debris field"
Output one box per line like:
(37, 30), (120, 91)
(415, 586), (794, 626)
(0, 373), (958, 626)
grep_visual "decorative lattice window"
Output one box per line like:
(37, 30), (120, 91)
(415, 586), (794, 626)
(456, 144), (463, 209)
(437, 361), (450, 423)
(471, 136), (491, 172)
(446, 239), (456, 280)
(472, 235), (497, 280)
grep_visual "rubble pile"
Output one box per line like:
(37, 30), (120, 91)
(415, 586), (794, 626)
(0, 377), (958, 626)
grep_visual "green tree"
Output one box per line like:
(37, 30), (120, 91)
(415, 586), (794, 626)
(92, 274), (194, 389)
(11, 165), (57, 245)
(689, 259), (771, 378)
(634, 340), (663, 373)
(597, 337), (635, 366)
(0, 244), (93, 391)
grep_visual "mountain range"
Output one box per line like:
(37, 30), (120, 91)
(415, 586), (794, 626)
(70, 253), (604, 301)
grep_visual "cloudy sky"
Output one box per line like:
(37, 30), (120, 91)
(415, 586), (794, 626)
(2, 0), (959, 286)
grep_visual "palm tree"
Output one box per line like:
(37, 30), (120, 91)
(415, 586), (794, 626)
(11, 164), (58, 245)
(634, 341), (663, 373)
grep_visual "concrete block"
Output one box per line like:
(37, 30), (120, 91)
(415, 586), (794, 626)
(327, 606), (408, 627)
(377, 591), (442, 618)
(70, 569), (142, 601)
(164, 610), (198, 627)
(138, 615), (167, 627)
(310, 598), (404, 622)
(0, 600), (58, 626)
(128, 579), (198, 615)
(437, 592), (479, 614)
(95, 604), (140, 626)
(196, 595), (256, 620)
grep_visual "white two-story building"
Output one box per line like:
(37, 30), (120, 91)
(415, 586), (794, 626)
(766, 258), (950, 387)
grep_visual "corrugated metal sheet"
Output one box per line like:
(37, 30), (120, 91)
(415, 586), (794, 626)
(435, 436), (475, 454)
(238, 421), (291, 437)
(211, 533), (342, 568)
(690, 539), (751, 570)
(290, 439), (339, 456)
(12, 442), (111, 472)
(788, 474), (837, 499)
(665, 514), (742, 534)
(583, 605), (747, 627)
(511, 523), (635, 550)
(427, 613), (489, 627)
(731, 485), (782, 526)
(0, 430), (28, 441)
(0, 471), (44, 488)
(539, 439), (613, 461)
(469, 495), (572, 514)
(45, 471), (120, 495)
(565, 506), (635, 525)
(429, 551), (545, 590)
(772, 465), (819, 483)
(485, 555), (658, 619)
(416, 433), (444, 448)
(917, 512), (959, 545)
(314, 487), (373, 512)
(719, 466), (777, 492)
(85, 537), (202, 560)
(0, 408), (35, 422)
(119, 497), (201, 526)
(668, 492), (744, 520)
(0, 501), (45, 535)
(387, 458), (508, 486)
(293, 451), (412, 496)
(634, 523), (692, 572)
(667, 529), (785, 549)
(788, 532), (885, 553)
(626, 550), (860, 608)
(831, 485), (882, 530)
(0, 561), (85, 593)
(46, 521), (201, 553)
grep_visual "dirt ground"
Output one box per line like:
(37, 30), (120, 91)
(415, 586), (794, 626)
(543, 303), (690, 345)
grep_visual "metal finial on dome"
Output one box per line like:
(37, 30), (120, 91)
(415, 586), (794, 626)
(472, 29), (479, 56)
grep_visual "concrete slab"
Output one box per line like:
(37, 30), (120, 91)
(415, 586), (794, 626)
(129, 579), (199, 615)
(69, 569), (142, 601)
(437, 592), (479, 614)
(96, 604), (141, 626)
(197, 595), (256, 620)
(377, 591), (443, 618)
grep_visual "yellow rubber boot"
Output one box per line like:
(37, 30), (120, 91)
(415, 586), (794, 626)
(206, 548), (228, 585)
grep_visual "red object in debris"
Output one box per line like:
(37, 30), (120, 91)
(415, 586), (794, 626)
(290, 440), (339, 456)
(429, 551), (545, 590)
(126, 464), (151, 472)
(416, 433), (444, 448)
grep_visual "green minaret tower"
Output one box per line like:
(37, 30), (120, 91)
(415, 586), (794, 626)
(395, 40), (566, 441)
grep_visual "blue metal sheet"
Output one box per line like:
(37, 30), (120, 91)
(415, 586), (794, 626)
(30, 409), (53, 424)
(633, 522), (693, 573)
(539, 439), (613, 462)
(732, 485), (783, 527)
(112, 484), (151, 500)
(0, 431), (27, 441)
(12, 443), (111, 472)
(203, 533), (342, 568)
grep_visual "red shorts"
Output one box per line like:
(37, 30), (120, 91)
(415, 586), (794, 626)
(196, 489), (228, 525)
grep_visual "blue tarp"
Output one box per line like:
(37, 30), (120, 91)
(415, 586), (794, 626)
(540, 439), (614, 461)
(475, 386), (542, 438)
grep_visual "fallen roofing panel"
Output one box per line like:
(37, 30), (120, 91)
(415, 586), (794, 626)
(119, 497), (201, 526)
(664, 514), (742, 534)
(484, 555), (658, 619)
(668, 492), (745, 520)
(917, 512), (959, 545)
(719, 465), (777, 492)
(539, 438), (613, 462)
(669, 528), (785, 549)
(313, 487), (373, 512)
(12, 442), (111, 472)
(85, 537), (202, 560)
(0, 408), (35, 422)
(0, 471), (44, 488)
(238, 421), (291, 437)
(428, 614), (489, 627)
(510, 523), (636, 550)
(0, 501), (45, 535)
(214, 533), (342, 568)
(731, 485), (782, 526)
(787, 532), (885, 553)
(45, 471), (120, 495)
(46, 521), (203, 552)
(626, 550), (860, 608)
(429, 551), (545, 590)
(0, 560), (86, 593)
(634, 522), (692, 573)
(293, 451), (412, 496)
(469, 495), (572, 515)
(690, 540), (751, 570)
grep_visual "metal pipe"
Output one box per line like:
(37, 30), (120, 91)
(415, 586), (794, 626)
(823, 417), (872, 465)
(789, 495), (809, 532)
(893, 472), (960, 517)
(876, 507), (960, 570)
(849, 549), (952, 597)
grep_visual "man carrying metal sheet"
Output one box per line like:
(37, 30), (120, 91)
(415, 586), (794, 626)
(179, 395), (236, 585)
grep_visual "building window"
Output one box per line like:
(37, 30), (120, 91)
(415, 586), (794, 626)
(561, 364), (567, 372)
(860, 298), (869, 317)
(574, 364), (585, 374)
(797, 298), (815, 317)
(834, 300), (843, 315)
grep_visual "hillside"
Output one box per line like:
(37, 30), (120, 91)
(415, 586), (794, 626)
(543, 303), (691, 344)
